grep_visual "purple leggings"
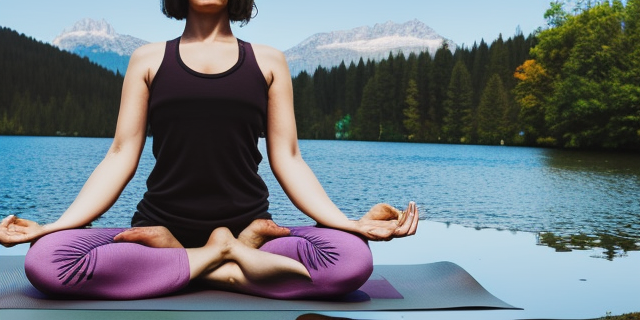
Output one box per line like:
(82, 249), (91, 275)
(24, 226), (373, 300)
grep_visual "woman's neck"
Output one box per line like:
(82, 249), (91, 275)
(182, 9), (234, 43)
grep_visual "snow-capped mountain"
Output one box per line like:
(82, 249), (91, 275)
(51, 18), (455, 76)
(285, 20), (456, 75)
(52, 18), (148, 74)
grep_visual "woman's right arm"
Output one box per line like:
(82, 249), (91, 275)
(0, 43), (165, 247)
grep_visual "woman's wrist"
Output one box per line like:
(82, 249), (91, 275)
(41, 220), (66, 235)
(317, 217), (360, 234)
(341, 219), (363, 235)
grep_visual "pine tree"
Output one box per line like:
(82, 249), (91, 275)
(477, 74), (510, 144)
(355, 76), (381, 141)
(471, 40), (490, 108)
(431, 43), (454, 134)
(442, 60), (474, 143)
(403, 79), (421, 140)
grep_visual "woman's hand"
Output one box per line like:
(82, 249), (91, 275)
(355, 202), (419, 241)
(0, 215), (47, 247)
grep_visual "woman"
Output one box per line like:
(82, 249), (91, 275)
(0, 0), (418, 300)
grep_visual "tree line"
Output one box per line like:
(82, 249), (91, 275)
(292, 31), (536, 145)
(293, 0), (640, 150)
(0, 27), (122, 137)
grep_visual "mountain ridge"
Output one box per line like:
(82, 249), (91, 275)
(52, 18), (148, 74)
(285, 19), (456, 74)
(51, 18), (454, 76)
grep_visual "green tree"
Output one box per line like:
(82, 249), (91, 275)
(403, 79), (421, 140)
(471, 40), (490, 108)
(431, 43), (454, 134)
(477, 74), (510, 144)
(354, 76), (381, 140)
(530, 0), (639, 148)
(544, 1), (570, 27)
(442, 60), (473, 143)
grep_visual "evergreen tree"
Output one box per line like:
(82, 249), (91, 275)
(477, 74), (510, 144)
(416, 52), (436, 140)
(431, 43), (454, 135)
(403, 79), (421, 140)
(354, 76), (381, 140)
(442, 60), (474, 143)
(470, 40), (490, 108)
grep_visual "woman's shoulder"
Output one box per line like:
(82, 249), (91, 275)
(131, 42), (167, 63)
(250, 43), (286, 64)
(249, 43), (289, 79)
(126, 42), (167, 78)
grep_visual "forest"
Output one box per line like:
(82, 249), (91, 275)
(0, 27), (122, 137)
(292, 33), (534, 145)
(293, 0), (640, 150)
(1, 0), (639, 150)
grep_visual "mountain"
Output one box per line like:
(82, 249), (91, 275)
(285, 20), (456, 75)
(52, 18), (148, 74)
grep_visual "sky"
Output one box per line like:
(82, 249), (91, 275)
(0, 0), (551, 51)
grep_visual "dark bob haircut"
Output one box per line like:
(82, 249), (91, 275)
(161, 0), (256, 25)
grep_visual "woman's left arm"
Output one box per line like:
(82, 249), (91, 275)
(254, 45), (418, 241)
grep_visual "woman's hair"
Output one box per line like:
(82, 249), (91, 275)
(161, 0), (257, 25)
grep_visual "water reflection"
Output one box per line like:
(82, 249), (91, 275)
(537, 232), (640, 260)
(538, 148), (640, 259)
(543, 149), (640, 176)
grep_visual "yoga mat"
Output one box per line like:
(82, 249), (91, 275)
(0, 256), (518, 311)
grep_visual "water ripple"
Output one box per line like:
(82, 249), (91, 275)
(1, 137), (639, 243)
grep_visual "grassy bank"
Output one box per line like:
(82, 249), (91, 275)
(601, 312), (640, 320)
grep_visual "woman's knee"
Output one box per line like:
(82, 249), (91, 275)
(283, 226), (374, 294)
(24, 228), (124, 296)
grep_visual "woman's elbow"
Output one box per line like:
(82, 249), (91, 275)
(105, 143), (142, 179)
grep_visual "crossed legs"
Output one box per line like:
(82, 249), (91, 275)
(24, 220), (372, 300)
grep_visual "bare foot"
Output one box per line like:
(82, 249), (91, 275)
(237, 219), (290, 248)
(113, 226), (183, 248)
(200, 227), (309, 282)
(205, 227), (235, 250)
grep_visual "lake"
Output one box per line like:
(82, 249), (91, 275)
(1, 136), (639, 257)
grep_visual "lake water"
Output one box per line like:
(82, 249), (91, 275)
(1, 136), (639, 256)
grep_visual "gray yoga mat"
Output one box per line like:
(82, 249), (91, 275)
(0, 255), (518, 311)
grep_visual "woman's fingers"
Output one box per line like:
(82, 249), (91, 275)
(407, 202), (419, 235)
(360, 202), (420, 241)
(392, 201), (415, 237)
(4, 217), (38, 235)
(1, 216), (28, 247)
(13, 217), (34, 227)
(9, 224), (27, 234)
(396, 204), (408, 226)
(365, 220), (396, 240)
(1, 215), (16, 229)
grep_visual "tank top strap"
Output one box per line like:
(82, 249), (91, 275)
(165, 37), (180, 60)
(239, 39), (256, 68)
(149, 38), (180, 95)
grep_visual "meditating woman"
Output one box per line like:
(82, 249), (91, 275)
(0, 0), (418, 300)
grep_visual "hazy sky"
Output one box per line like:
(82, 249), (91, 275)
(0, 0), (550, 50)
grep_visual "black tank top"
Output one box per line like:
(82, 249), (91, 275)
(135, 37), (270, 245)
